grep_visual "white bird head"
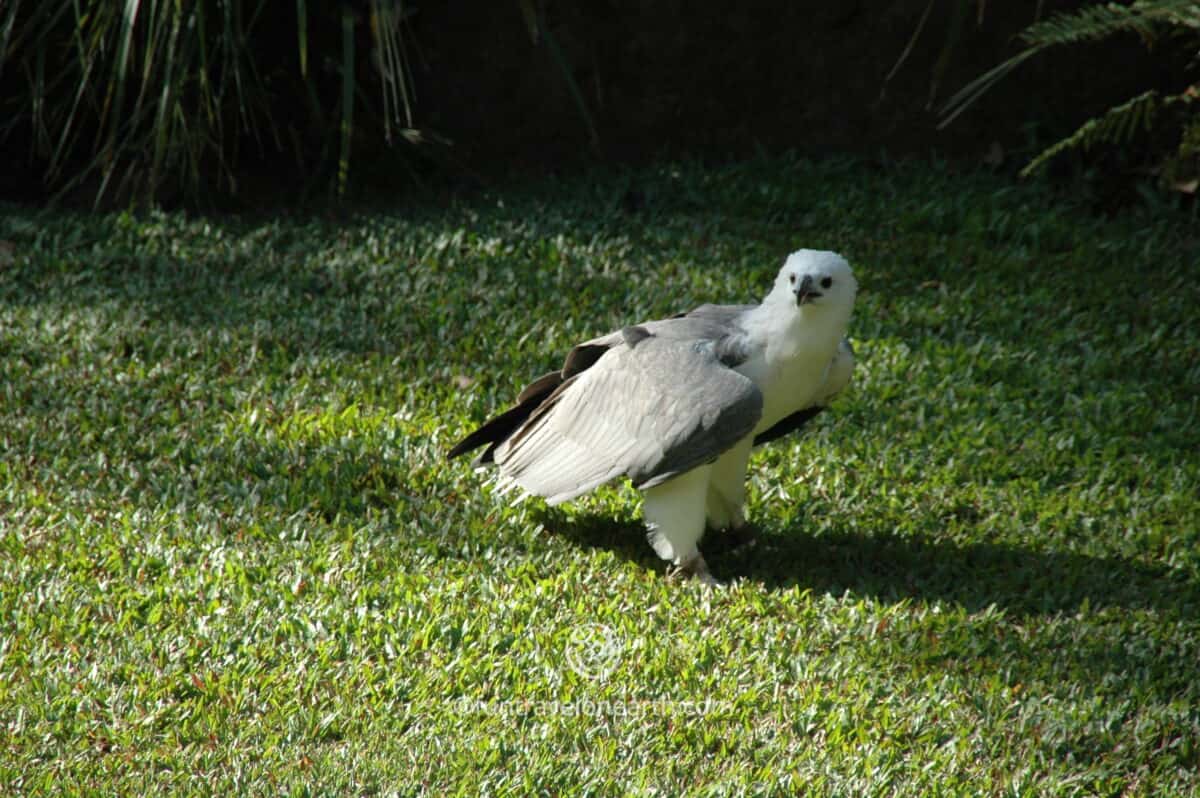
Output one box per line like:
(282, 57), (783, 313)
(770, 249), (858, 315)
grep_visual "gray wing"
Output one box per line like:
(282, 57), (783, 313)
(673, 303), (757, 323)
(492, 332), (763, 505)
(447, 303), (758, 466)
(753, 337), (855, 446)
(582, 303), (756, 362)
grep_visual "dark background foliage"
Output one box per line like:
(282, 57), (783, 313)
(411, 1), (1171, 164)
(0, 0), (1191, 206)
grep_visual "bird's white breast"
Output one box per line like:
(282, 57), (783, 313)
(733, 282), (854, 439)
(736, 342), (833, 435)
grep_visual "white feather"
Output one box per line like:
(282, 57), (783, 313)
(643, 465), (711, 563)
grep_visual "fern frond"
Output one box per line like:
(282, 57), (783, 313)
(1018, 90), (1160, 177)
(1179, 108), (1200, 161)
(1020, 1), (1199, 50)
(942, 0), (1198, 129)
(1018, 86), (1199, 177)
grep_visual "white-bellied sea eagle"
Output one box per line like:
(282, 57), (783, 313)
(449, 249), (857, 584)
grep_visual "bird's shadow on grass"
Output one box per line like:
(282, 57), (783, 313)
(538, 508), (1200, 697)
(535, 508), (1200, 620)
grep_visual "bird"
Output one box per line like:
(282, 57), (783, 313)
(448, 249), (858, 584)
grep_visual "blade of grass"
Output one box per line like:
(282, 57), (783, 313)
(49, 5), (103, 181)
(882, 0), (935, 91)
(194, 1), (214, 129)
(31, 25), (47, 153)
(108, 0), (142, 132)
(926, 0), (968, 109)
(938, 49), (1037, 129)
(91, 0), (143, 203)
(296, 0), (308, 78)
(371, 0), (414, 143)
(338, 3), (355, 197)
(539, 11), (598, 150)
(150, 0), (185, 195)
(135, 0), (171, 117)
(0, 0), (23, 84)
(236, 1), (274, 151)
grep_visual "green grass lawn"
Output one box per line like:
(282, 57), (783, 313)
(2, 157), (1198, 796)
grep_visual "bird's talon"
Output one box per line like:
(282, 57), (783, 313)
(668, 552), (723, 587)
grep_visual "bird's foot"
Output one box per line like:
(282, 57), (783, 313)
(703, 523), (759, 555)
(667, 552), (723, 588)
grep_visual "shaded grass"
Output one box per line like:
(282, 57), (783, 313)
(1, 156), (1199, 795)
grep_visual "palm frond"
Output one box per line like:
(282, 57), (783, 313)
(1019, 89), (1163, 177)
(943, 0), (1200, 184)
(944, 0), (1197, 127)
(1020, 85), (1199, 177)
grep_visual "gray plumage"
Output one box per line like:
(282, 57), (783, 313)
(449, 249), (858, 584)
(490, 317), (763, 504)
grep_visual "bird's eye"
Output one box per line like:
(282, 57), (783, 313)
(820, 277), (833, 289)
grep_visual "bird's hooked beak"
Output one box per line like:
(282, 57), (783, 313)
(794, 274), (823, 306)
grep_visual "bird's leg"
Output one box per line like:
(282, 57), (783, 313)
(643, 466), (721, 585)
(703, 440), (757, 553)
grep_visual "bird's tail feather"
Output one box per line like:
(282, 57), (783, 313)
(447, 371), (564, 462)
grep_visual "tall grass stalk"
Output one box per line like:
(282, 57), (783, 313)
(0, 0), (416, 205)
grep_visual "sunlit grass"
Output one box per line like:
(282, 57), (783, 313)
(1, 157), (1198, 795)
